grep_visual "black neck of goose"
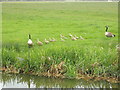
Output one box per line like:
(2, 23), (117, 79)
(29, 34), (31, 39)
(106, 27), (108, 32)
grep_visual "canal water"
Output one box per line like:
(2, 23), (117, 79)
(0, 73), (119, 88)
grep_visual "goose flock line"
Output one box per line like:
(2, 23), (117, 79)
(28, 33), (85, 47)
(28, 26), (116, 47)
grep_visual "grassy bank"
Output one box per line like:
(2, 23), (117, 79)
(2, 2), (119, 81)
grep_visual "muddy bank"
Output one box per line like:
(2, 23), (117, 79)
(0, 67), (119, 84)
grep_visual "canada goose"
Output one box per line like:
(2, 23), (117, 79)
(45, 39), (49, 44)
(37, 39), (43, 46)
(105, 26), (115, 37)
(80, 36), (84, 40)
(28, 34), (33, 47)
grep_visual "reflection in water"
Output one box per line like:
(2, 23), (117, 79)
(0, 73), (118, 88)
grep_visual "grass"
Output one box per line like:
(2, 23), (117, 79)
(2, 2), (119, 79)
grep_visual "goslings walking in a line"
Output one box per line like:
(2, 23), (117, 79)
(105, 26), (115, 37)
(28, 34), (33, 47)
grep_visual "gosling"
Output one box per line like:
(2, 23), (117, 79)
(45, 39), (49, 44)
(71, 36), (77, 41)
(37, 39), (43, 46)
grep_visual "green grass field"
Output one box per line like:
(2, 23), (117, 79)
(2, 2), (119, 79)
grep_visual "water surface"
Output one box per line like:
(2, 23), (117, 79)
(0, 73), (118, 88)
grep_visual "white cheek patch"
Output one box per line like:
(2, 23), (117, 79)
(28, 39), (33, 44)
(105, 32), (109, 35)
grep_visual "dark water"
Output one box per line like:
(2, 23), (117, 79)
(0, 73), (119, 88)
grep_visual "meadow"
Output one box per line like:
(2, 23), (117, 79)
(2, 2), (119, 81)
